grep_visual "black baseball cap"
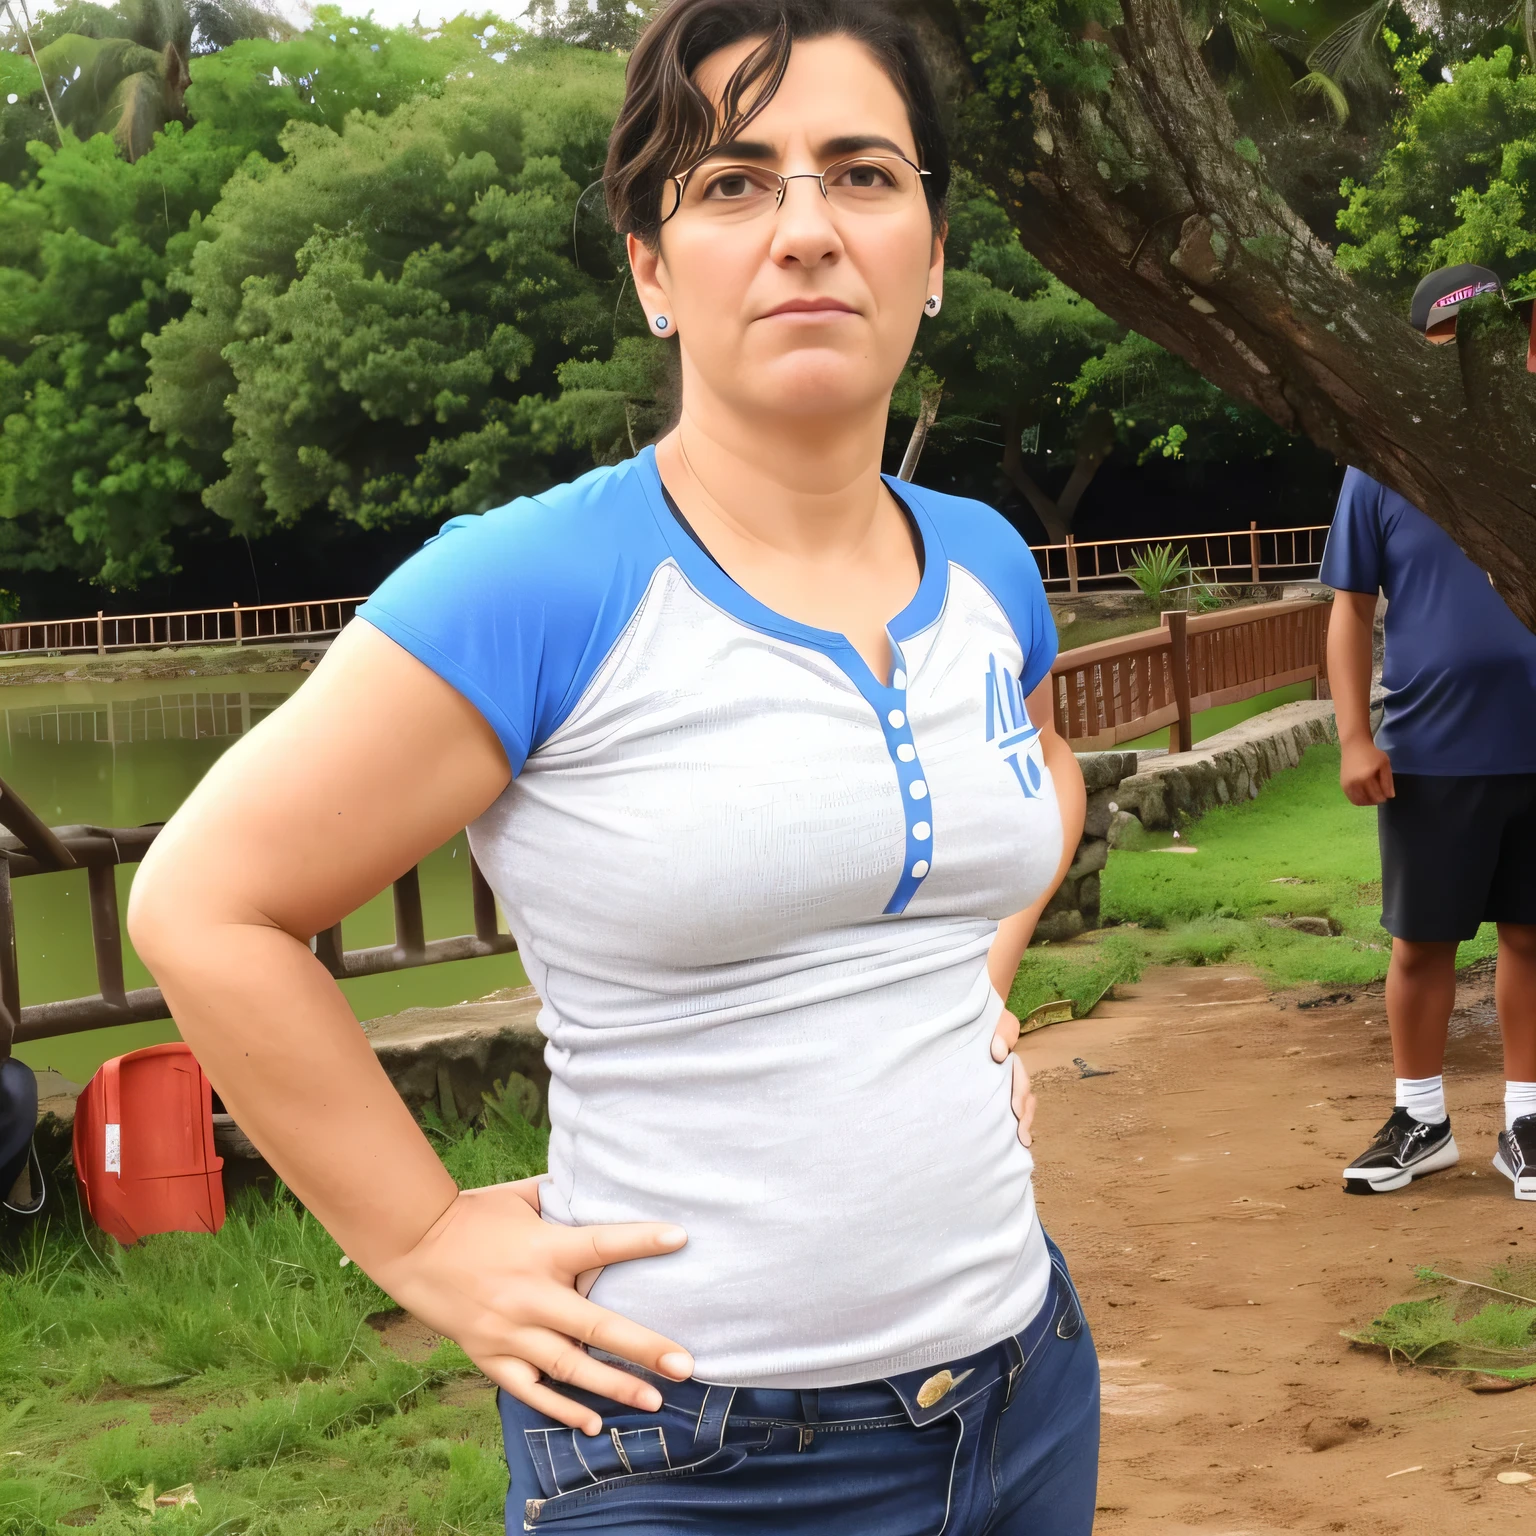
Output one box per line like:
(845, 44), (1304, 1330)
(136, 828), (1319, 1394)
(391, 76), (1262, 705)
(1410, 263), (1504, 332)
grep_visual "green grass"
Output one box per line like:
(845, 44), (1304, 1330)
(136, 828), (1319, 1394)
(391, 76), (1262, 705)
(1120, 679), (1318, 751)
(1007, 744), (1496, 1012)
(0, 1089), (546, 1535)
(1051, 612), (1155, 651)
(1346, 1264), (1536, 1382)
(1006, 933), (1146, 1021)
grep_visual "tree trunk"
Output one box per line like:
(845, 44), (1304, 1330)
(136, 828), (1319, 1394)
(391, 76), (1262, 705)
(1000, 405), (1070, 541)
(904, 0), (1536, 627)
(1000, 405), (1114, 542)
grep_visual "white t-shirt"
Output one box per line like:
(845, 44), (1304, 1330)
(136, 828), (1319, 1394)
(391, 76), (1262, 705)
(359, 446), (1064, 1387)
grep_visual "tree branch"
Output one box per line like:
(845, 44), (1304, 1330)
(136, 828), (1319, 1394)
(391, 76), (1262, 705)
(911, 0), (1536, 626)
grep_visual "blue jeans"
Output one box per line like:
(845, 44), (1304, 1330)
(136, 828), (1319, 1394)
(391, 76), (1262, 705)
(498, 1236), (1099, 1534)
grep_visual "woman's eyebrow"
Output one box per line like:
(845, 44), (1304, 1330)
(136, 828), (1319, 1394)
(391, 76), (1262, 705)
(700, 133), (912, 164)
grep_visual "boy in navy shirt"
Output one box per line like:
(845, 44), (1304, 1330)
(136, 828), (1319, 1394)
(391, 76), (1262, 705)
(1323, 264), (1536, 1200)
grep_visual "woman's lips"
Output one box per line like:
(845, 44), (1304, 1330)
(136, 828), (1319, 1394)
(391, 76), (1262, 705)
(761, 299), (859, 319)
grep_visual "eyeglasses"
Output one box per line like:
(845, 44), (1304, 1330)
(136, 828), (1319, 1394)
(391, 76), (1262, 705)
(661, 154), (930, 227)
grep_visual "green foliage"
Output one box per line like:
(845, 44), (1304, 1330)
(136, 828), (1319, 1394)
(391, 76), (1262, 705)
(1126, 541), (1192, 607)
(1347, 1267), (1536, 1380)
(0, 124), (251, 584)
(182, 8), (502, 163)
(966, 0), (1122, 103)
(140, 52), (623, 536)
(1337, 46), (1536, 300)
(4, 0), (293, 166)
(524, 0), (656, 52)
(1102, 743), (1500, 988)
(1006, 931), (1144, 1019)
(1071, 329), (1294, 468)
(0, 22), (629, 586)
(553, 335), (676, 464)
(0, 1087), (545, 1533)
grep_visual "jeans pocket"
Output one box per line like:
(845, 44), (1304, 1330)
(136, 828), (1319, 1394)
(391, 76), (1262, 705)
(523, 1446), (751, 1527)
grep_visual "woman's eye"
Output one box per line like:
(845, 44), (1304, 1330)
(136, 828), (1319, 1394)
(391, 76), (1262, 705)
(834, 161), (895, 189)
(704, 171), (769, 201)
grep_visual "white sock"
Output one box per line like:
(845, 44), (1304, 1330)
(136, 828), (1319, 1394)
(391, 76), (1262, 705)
(1396, 1075), (1447, 1126)
(1506, 1081), (1536, 1131)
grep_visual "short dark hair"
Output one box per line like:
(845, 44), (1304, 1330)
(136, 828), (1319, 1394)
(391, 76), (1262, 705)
(605, 0), (951, 245)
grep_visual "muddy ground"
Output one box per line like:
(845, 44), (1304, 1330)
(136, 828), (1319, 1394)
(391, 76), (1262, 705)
(1023, 961), (1535, 1534)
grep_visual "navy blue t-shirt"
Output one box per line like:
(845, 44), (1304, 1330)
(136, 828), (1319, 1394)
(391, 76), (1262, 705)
(1320, 467), (1536, 774)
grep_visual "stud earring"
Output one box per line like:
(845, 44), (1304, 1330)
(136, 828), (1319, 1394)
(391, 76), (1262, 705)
(924, 295), (942, 316)
(653, 315), (671, 333)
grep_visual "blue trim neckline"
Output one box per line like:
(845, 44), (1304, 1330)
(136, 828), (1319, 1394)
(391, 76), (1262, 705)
(631, 445), (942, 917)
(632, 445), (948, 695)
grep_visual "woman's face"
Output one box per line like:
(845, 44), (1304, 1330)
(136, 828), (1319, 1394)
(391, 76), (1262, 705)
(629, 33), (944, 431)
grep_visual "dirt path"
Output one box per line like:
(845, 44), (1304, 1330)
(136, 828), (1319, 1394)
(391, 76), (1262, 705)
(1020, 962), (1536, 1534)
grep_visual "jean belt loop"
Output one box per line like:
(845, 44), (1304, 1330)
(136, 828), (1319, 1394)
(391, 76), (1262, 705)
(691, 1385), (735, 1458)
(798, 1389), (821, 1426)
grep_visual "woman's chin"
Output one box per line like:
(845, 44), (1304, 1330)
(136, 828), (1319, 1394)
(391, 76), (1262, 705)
(725, 361), (895, 425)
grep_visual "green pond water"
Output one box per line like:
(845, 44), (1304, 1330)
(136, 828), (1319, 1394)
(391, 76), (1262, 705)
(4, 673), (528, 1086)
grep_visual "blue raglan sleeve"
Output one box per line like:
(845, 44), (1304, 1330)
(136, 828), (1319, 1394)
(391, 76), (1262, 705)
(1319, 468), (1386, 596)
(923, 490), (1058, 695)
(356, 474), (664, 775)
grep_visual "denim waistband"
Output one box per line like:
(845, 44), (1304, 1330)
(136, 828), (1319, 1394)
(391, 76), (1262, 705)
(561, 1259), (1079, 1465)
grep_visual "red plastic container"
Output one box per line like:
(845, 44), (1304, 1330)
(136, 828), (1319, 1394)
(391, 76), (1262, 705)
(73, 1043), (225, 1245)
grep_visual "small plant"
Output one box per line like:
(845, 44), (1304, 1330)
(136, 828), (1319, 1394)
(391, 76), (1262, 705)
(1190, 567), (1227, 613)
(1127, 542), (1193, 611)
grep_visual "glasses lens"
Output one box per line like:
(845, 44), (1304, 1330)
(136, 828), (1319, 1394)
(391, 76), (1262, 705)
(823, 157), (919, 212)
(679, 164), (783, 218)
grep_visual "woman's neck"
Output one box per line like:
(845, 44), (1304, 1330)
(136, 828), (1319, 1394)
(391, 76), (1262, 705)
(655, 399), (894, 563)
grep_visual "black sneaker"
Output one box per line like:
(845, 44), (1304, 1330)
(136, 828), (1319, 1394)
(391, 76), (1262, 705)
(1493, 1114), (1536, 1201)
(1342, 1107), (1458, 1194)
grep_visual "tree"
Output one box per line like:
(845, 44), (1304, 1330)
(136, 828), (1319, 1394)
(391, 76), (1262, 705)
(0, 16), (609, 586)
(524, 0), (655, 52)
(11, 0), (292, 161)
(139, 48), (626, 539)
(900, 0), (1536, 625)
(893, 167), (1287, 540)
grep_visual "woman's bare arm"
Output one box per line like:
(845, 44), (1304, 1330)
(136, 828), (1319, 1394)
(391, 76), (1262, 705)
(127, 619), (692, 1434)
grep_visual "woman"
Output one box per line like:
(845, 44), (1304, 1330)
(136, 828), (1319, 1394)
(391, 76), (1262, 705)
(128, 1), (1098, 1530)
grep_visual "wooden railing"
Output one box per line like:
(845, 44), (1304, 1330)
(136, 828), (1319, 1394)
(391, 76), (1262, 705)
(0, 771), (517, 1054)
(1035, 523), (1330, 594)
(0, 599), (365, 658)
(0, 522), (1332, 659)
(1051, 598), (1332, 753)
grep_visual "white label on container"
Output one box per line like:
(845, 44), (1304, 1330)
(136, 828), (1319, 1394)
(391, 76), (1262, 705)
(104, 1123), (121, 1174)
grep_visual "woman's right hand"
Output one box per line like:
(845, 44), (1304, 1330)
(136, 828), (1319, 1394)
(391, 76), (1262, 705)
(368, 1182), (693, 1435)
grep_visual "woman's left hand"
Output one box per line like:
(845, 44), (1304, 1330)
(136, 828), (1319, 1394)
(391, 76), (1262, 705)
(990, 1009), (1036, 1148)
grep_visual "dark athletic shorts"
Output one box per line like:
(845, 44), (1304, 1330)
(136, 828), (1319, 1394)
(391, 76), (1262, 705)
(1379, 773), (1536, 941)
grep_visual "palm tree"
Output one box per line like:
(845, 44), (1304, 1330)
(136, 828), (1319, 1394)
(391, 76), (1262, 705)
(5, 0), (291, 161)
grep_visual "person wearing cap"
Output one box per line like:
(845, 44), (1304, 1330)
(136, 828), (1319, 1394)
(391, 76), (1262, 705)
(1323, 264), (1536, 1201)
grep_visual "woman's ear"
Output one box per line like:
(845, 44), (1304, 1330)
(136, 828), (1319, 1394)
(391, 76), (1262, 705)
(927, 225), (947, 307)
(628, 233), (676, 338)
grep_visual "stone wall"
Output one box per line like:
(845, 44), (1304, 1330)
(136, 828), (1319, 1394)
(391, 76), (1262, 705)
(1034, 750), (1139, 944)
(1108, 699), (1338, 838)
(1033, 700), (1339, 944)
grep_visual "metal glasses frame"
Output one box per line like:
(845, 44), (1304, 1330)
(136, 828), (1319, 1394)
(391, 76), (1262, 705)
(660, 153), (931, 225)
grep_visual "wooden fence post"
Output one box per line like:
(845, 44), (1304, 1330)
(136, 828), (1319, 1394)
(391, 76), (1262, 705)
(96, 611), (105, 657)
(233, 601), (243, 647)
(1065, 534), (1079, 595)
(1162, 608), (1193, 754)
(1249, 521), (1261, 586)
